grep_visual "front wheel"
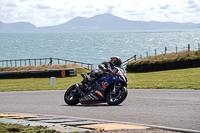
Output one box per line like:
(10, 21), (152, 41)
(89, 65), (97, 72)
(106, 86), (128, 105)
(64, 85), (80, 105)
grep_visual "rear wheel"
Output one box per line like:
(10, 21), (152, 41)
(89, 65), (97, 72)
(106, 86), (128, 105)
(64, 85), (80, 105)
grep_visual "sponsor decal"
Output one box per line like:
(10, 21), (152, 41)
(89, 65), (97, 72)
(95, 90), (103, 97)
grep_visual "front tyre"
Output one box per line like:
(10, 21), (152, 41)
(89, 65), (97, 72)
(106, 86), (128, 105)
(64, 85), (80, 105)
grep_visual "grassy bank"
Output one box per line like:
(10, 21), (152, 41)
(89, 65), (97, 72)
(0, 64), (84, 72)
(0, 67), (199, 91)
(128, 50), (200, 66)
(127, 50), (200, 72)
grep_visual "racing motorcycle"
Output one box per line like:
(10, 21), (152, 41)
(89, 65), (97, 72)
(64, 66), (128, 105)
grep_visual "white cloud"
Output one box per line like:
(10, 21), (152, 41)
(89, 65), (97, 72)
(0, 0), (199, 27)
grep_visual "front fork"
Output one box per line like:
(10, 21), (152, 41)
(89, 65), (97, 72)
(110, 82), (121, 95)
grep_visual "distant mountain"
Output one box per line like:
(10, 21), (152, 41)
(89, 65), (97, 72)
(0, 21), (36, 32)
(0, 13), (200, 32)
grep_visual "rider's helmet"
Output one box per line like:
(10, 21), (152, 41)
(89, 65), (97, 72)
(110, 56), (122, 67)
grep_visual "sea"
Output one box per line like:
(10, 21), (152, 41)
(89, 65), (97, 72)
(0, 30), (200, 68)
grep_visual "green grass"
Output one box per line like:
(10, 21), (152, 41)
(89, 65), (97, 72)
(0, 67), (200, 91)
(127, 67), (200, 89)
(0, 122), (57, 133)
(0, 68), (90, 92)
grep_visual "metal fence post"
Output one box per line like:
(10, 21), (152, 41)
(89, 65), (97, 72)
(188, 44), (190, 52)
(165, 47), (167, 54)
(10, 60), (12, 67)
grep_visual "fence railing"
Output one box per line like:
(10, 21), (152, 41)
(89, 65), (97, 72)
(0, 57), (93, 70)
(122, 55), (136, 67)
(123, 43), (200, 66)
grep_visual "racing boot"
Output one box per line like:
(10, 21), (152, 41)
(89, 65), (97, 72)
(76, 83), (85, 90)
(77, 73), (89, 90)
(75, 83), (85, 96)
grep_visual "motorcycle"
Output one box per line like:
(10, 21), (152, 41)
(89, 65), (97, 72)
(64, 66), (128, 105)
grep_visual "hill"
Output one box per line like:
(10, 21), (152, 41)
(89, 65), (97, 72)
(0, 21), (37, 32)
(1, 13), (200, 32)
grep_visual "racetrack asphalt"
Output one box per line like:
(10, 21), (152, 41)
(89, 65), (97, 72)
(0, 89), (200, 132)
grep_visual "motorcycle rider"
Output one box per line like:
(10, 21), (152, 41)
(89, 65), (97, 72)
(78, 56), (122, 103)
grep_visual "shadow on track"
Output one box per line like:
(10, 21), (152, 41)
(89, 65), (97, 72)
(61, 103), (122, 107)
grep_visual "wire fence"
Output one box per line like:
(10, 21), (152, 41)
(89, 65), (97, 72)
(145, 43), (200, 58)
(1, 44), (199, 69)
(0, 57), (93, 70)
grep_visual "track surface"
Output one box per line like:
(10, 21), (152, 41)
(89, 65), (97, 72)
(0, 89), (200, 131)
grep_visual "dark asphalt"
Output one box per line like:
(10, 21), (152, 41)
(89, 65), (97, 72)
(0, 89), (200, 131)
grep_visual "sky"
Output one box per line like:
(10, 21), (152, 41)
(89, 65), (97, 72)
(0, 0), (200, 27)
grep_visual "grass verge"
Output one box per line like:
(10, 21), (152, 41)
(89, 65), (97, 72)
(0, 67), (200, 91)
(0, 68), (89, 92)
(0, 122), (57, 133)
(127, 67), (200, 89)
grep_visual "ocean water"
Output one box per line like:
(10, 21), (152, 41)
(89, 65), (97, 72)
(0, 30), (200, 68)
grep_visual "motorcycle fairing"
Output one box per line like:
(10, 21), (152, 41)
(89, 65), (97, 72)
(94, 73), (127, 98)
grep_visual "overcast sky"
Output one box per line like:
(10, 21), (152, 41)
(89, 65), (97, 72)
(0, 0), (200, 27)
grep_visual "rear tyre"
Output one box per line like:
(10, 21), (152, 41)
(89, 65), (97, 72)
(106, 86), (128, 105)
(64, 85), (80, 105)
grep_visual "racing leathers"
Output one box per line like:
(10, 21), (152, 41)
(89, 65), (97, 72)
(78, 61), (116, 103)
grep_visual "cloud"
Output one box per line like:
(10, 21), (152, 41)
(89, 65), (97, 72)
(6, 3), (17, 7)
(160, 4), (170, 9)
(187, 0), (200, 12)
(34, 3), (51, 9)
(0, 0), (200, 27)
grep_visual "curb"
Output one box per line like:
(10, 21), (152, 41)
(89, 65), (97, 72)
(1, 112), (200, 133)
